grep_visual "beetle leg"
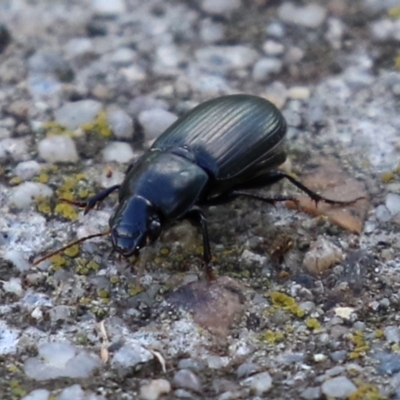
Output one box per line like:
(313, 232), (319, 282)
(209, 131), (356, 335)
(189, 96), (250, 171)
(255, 171), (364, 206)
(184, 208), (214, 281)
(61, 184), (120, 215)
(230, 192), (300, 209)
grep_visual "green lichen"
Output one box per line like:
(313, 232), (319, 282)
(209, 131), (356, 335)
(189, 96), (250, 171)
(348, 384), (385, 400)
(63, 244), (80, 258)
(381, 171), (394, 183)
(269, 291), (305, 318)
(388, 5), (400, 18)
(305, 318), (321, 331)
(260, 329), (285, 345)
(54, 202), (78, 220)
(49, 254), (67, 270)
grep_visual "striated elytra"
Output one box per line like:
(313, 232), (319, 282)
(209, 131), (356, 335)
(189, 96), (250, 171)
(34, 94), (362, 277)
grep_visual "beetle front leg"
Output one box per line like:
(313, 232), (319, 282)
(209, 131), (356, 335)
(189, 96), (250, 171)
(61, 184), (120, 215)
(184, 208), (214, 280)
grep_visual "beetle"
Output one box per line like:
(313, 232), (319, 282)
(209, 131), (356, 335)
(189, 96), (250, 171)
(34, 94), (362, 275)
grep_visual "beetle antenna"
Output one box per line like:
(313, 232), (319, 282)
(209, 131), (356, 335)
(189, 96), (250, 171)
(33, 230), (111, 266)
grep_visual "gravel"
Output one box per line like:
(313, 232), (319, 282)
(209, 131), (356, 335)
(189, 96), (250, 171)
(0, 0), (399, 399)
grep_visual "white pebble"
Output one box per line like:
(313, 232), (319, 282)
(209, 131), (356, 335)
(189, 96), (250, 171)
(4, 250), (31, 272)
(0, 137), (29, 161)
(55, 99), (102, 130)
(38, 135), (79, 163)
(138, 108), (178, 141)
(201, 0), (241, 16)
(21, 389), (50, 400)
(154, 45), (185, 76)
(302, 237), (344, 275)
(278, 3), (327, 28)
(264, 81), (288, 109)
(92, 0), (126, 16)
(386, 193), (400, 216)
(31, 307), (43, 320)
(110, 47), (137, 66)
(139, 379), (171, 400)
(262, 40), (284, 55)
(40, 342), (76, 367)
(107, 108), (134, 139)
(287, 86), (311, 100)
(64, 38), (94, 61)
(321, 376), (357, 398)
(200, 19), (224, 43)
(57, 384), (85, 400)
(111, 344), (153, 369)
(15, 160), (42, 181)
(252, 58), (282, 82)
(102, 142), (134, 163)
(9, 182), (53, 209)
(120, 65), (147, 82)
(247, 371), (273, 395)
(3, 277), (23, 296)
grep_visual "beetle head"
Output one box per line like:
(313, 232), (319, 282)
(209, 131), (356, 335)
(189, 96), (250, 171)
(110, 195), (162, 257)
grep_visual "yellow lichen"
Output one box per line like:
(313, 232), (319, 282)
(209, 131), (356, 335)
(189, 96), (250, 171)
(43, 121), (68, 135)
(374, 329), (384, 339)
(388, 5), (400, 18)
(260, 329), (285, 345)
(110, 276), (120, 284)
(82, 111), (112, 138)
(160, 247), (170, 256)
(128, 284), (144, 296)
(63, 244), (80, 258)
(97, 289), (109, 299)
(305, 318), (321, 331)
(348, 384), (385, 400)
(87, 260), (100, 271)
(395, 54), (400, 70)
(381, 171), (394, 183)
(37, 172), (49, 183)
(54, 202), (78, 220)
(49, 254), (67, 269)
(270, 291), (305, 318)
(9, 176), (22, 185)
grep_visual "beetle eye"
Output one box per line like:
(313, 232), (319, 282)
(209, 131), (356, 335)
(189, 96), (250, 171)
(148, 219), (161, 241)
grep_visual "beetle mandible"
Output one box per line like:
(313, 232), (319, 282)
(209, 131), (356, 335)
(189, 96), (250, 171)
(34, 94), (362, 274)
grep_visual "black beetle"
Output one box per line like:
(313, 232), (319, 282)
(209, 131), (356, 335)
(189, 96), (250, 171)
(34, 94), (362, 274)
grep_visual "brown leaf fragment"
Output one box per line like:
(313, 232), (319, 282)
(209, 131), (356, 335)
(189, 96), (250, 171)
(285, 158), (370, 234)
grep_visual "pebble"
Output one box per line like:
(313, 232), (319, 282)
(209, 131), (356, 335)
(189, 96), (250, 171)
(57, 384), (106, 400)
(246, 371), (273, 395)
(38, 135), (79, 163)
(0, 138), (29, 161)
(173, 369), (202, 392)
(0, 320), (19, 355)
(376, 352), (400, 375)
(21, 389), (50, 400)
(188, 74), (231, 95)
(200, 20), (224, 43)
(240, 249), (267, 266)
(3, 277), (23, 296)
(15, 160), (42, 181)
(385, 193), (400, 216)
(102, 142), (134, 163)
(252, 58), (282, 82)
(24, 342), (100, 380)
(262, 40), (285, 55)
(302, 237), (344, 275)
(128, 96), (169, 116)
(28, 51), (73, 82)
(55, 100), (102, 130)
(278, 3), (327, 28)
(111, 343), (153, 369)
(138, 108), (178, 141)
(264, 81), (287, 109)
(139, 379), (171, 400)
(201, 0), (241, 16)
(177, 358), (204, 371)
(266, 22), (285, 38)
(92, 0), (126, 16)
(110, 47), (137, 66)
(195, 45), (259, 73)
(120, 65), (147, 82)
(154, 45), (185, 76)
(287, 86), (311, 100)
(385, 326), (400, 344)
(9, 182), (53, 209)
(107, 108), (134, 139)
(207, 355), (230, 369)
(236, 362), (260, 379)
(300, 386), (321, 400)
(64, 38), (95, 63)
(4, 250), (32, 272)
(49, 305), (70, 322)
(321, 376), (357, 398)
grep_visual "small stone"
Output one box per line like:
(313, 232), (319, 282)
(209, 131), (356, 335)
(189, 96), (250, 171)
(28, 51), (73, 82)
(110, 47), (137, 66)
(386, 193), (400, 216)
(264, 81), (287, 109)
(302, 237), (344, 275)
(120, 65), (147, 82)
(173, 369), (201, 392)
(49, 305), (70, 322)
(376, 352), (400, 375)
(111, 344), (153, 369)
(138, 108), (178, 141)
(287, 86), (311, 100)
(0, 138), (29, 161)
(3, 277), (23, 296)
(247, 371), (273, 395)
(9, 182), (53, 209)
(278, 3), (327, 28)
(57, 384), (85, 400)
(195, 45), (258, 73)
(285, 46), (304, 64)
(188, 74), (231, 95)
(0, 320), (19, 355)
(252, 58), (282, 82)
(385, 326), (400, 344)
(200, 20), (224, 43)
(240, 249), (267, 266)
(375, 205), (391, 222)
(300, 386), (321, 400)
(370, 19), (394, 41)
(321, 376), (357, 398)
(330, 350), (347, 363)
(92, 0), (126, 16)
(107, 108), (134, 139)
(64, 38), (95, 62)
(55, 100), (102, 130)
(236, 362), (260, 379)
(154, 45), (185, 76)
(207, 356), (230, 369)
(102, 142), (134, 163)
(21, 389), (50, 400)
(38, 135), (79, 163)
(15, 160), (42, 181)
(139, 379), (171, 400)
(4, 250), (31, 272)
(177, 358), (204, 371)
(262, 40), (284, 55)
(201, 0), (241, 16)
(266, 22), (285, 38)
